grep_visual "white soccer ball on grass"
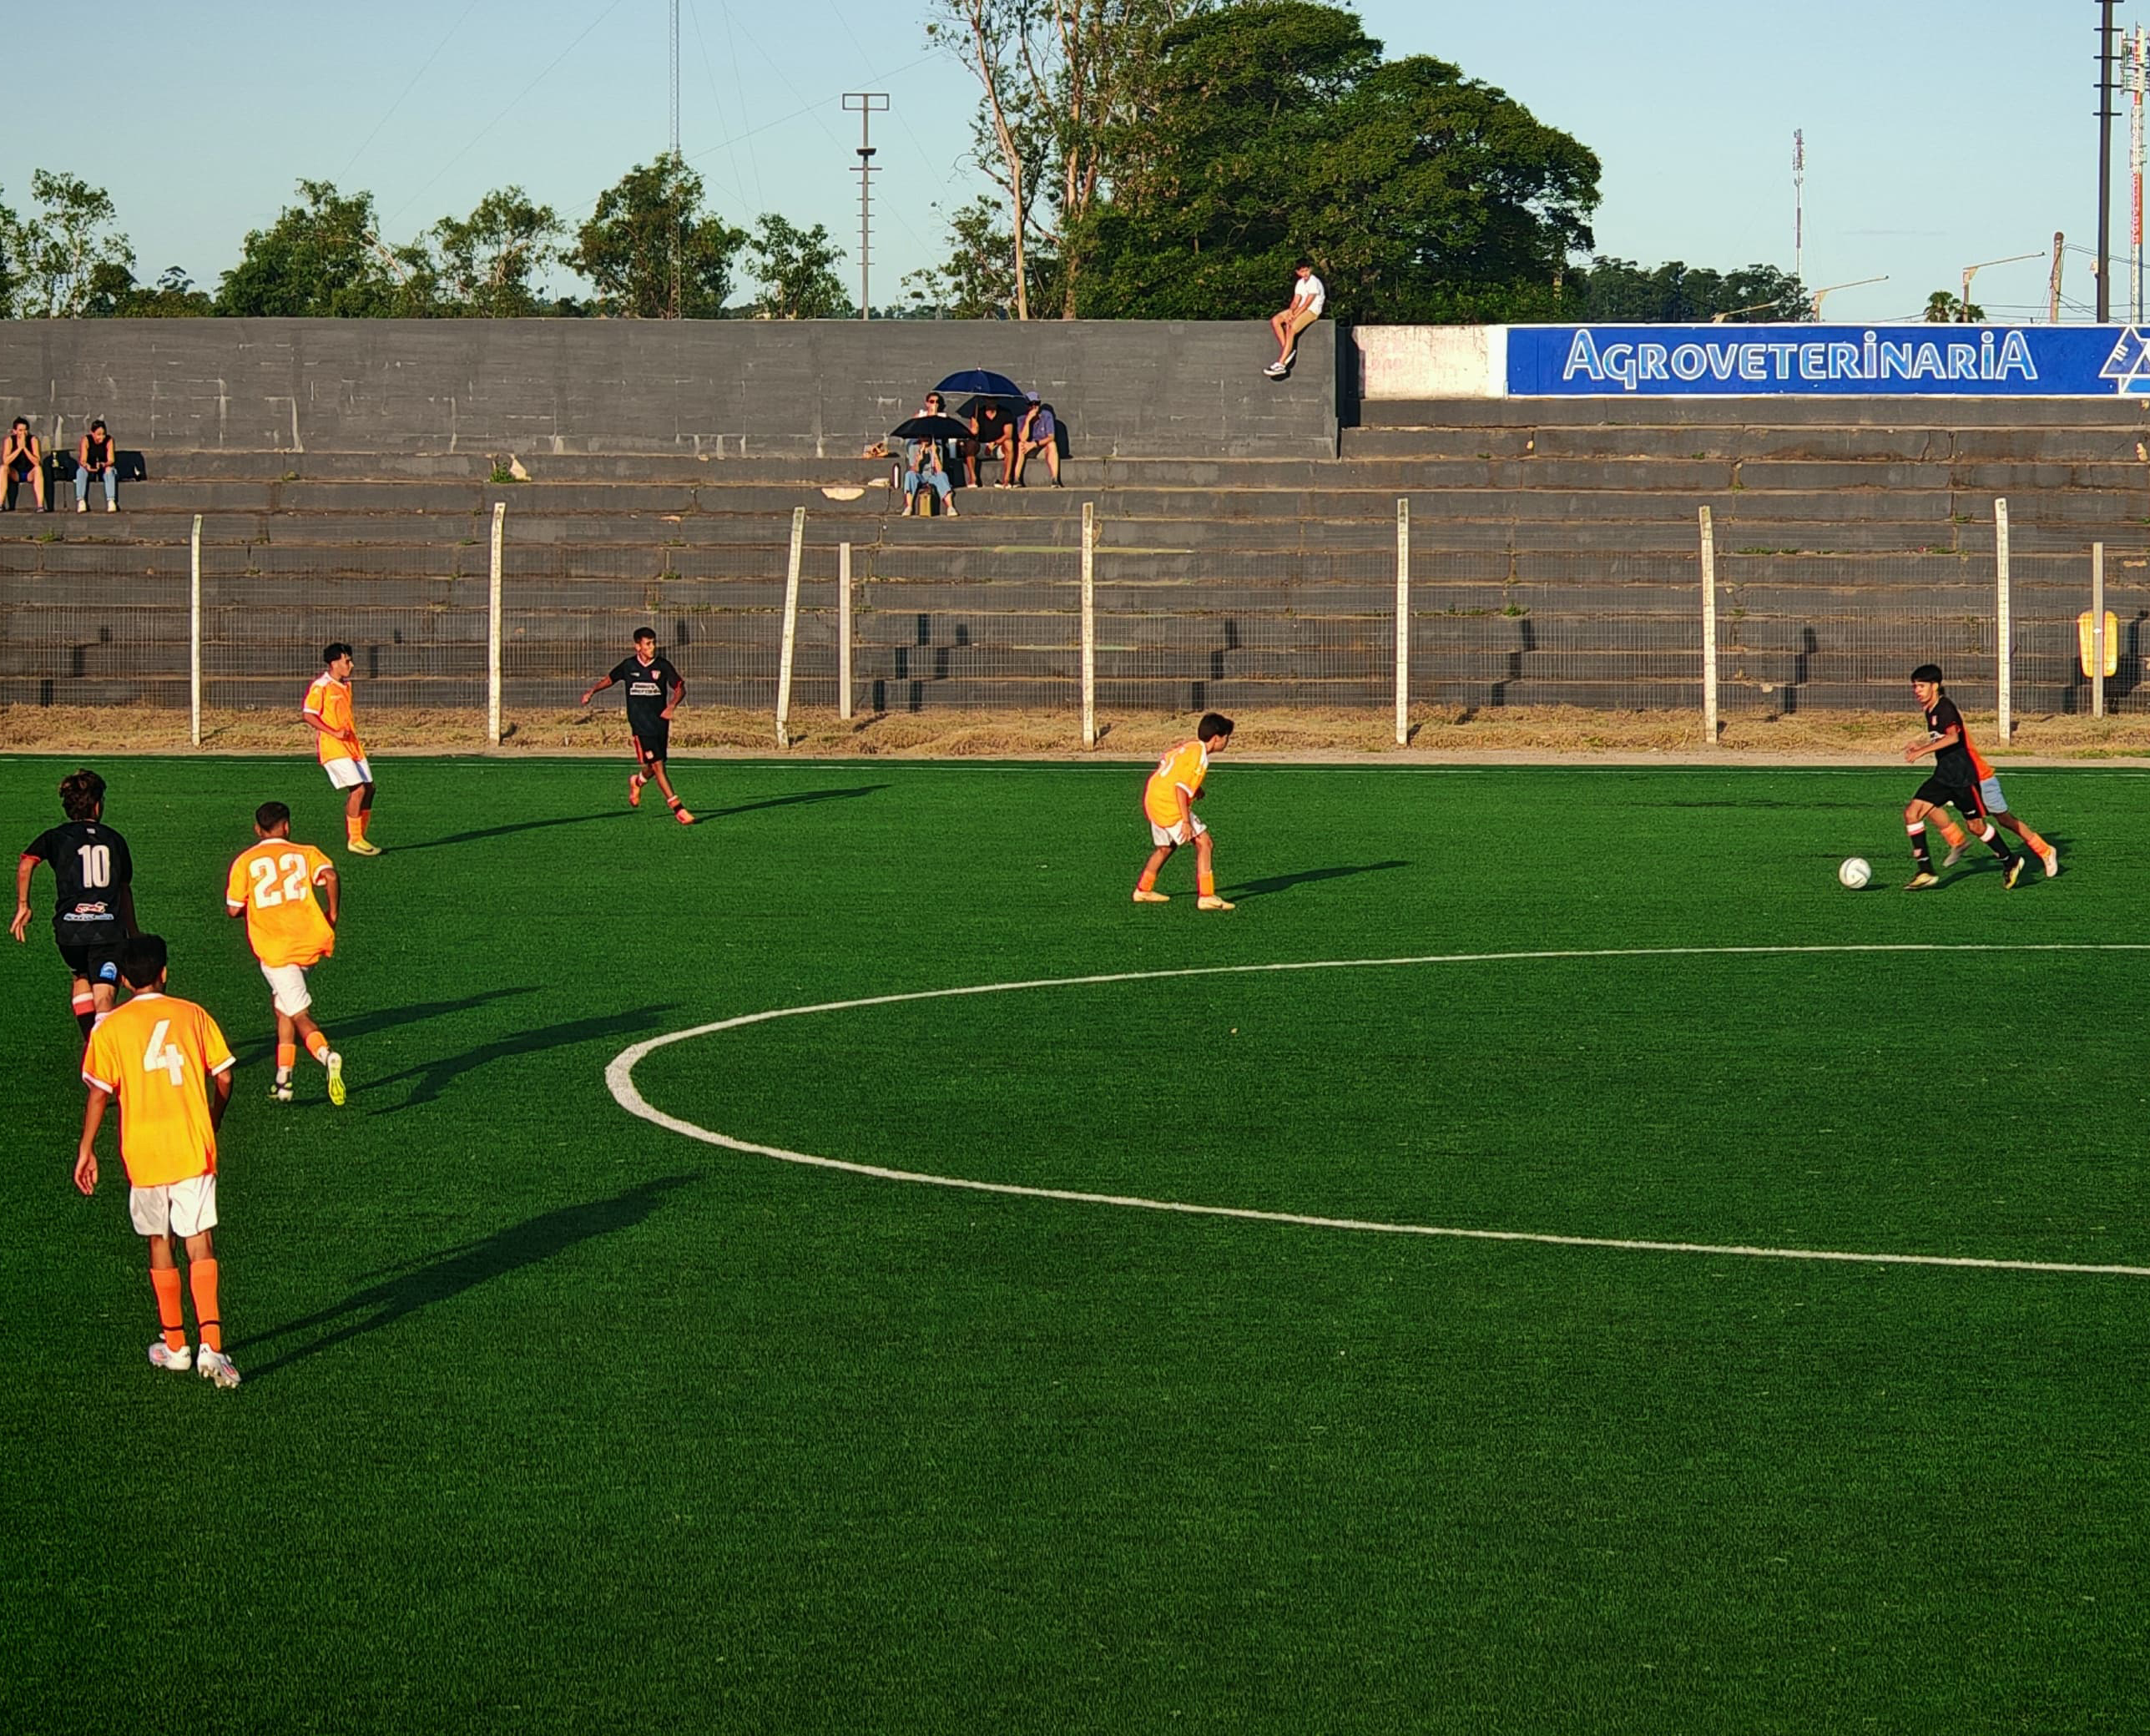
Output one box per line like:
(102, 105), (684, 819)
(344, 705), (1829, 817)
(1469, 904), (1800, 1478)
(1838, 857), (1872, 890)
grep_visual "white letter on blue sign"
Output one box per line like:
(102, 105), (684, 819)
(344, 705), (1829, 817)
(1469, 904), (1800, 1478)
(1912, 343), (1946, 380)
(1562, 329), (1604, 383)
(1996, 330), (2036, 380)
(1800, 343), (1827, 379)
(1740, 345), (1766, 380)
(1600, 344), (1638, 390)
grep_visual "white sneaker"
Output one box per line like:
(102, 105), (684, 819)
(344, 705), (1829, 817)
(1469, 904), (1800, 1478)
(1941, 842), (1966, 868)
(149, 1340), (192, 1371)
(2040, 845), (2059, 877)
(269, 1080), (293, 1103)
(197, 1348), (241, 1389)
(75, 499), (87, 513)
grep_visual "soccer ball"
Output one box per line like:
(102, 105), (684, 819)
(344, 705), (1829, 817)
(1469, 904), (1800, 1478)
(1838, 857), (1872, 890)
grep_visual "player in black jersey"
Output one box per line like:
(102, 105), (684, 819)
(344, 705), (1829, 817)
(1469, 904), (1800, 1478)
(1900, 664), (2024, 891)
(580, 627), (695, 825)
(10, 768), (141, 1036)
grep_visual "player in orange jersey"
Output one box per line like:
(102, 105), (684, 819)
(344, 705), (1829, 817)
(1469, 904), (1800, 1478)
(304, 642), (381, 855)
(225, 800), (346, 1106)
(77, 934), (241, 1387)
(1928, 721), (2060, 879)
(1133, 713), (1234, 911)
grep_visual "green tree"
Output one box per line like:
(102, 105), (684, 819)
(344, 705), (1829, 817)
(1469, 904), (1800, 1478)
(5, 170), (135, 317)
(901, 197), (1032, 319)
(433, 188), (563, 317)
(570, 159), (746, 319)
(1576, 258), (1809, 322)
(745, 214), (852, 318)
(1924, 289), (1983, 323)
(83, 263), (215, 317)
(216, 180), (435, 316)
(1074, 1), (1599, 322)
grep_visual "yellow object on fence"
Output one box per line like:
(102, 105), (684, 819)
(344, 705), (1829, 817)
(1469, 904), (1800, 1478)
(2077, 611), (2119, 678)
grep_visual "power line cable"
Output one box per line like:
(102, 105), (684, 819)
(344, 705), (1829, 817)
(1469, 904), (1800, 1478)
(337, 0), (483, 183)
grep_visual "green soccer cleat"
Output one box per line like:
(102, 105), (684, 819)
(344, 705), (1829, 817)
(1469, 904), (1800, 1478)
(1902, 871), (1940, 891)
(346, 837), (382, 857)
(326, 1052), (346, 1107)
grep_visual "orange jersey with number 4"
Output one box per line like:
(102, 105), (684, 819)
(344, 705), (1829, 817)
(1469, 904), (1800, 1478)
(1143, 739), (1210, 827)
(225, 840), (337, 967)
(305, 673), (363, 765)
(82, 992), (235, 1188)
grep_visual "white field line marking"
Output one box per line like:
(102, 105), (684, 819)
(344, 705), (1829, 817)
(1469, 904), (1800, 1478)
(606, 945), (2150, 1279)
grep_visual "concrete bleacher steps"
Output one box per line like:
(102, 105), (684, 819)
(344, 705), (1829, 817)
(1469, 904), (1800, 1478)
(6, 395), (2148, 716)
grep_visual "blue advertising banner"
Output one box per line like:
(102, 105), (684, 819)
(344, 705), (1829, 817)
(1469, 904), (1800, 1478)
(1507, 324), (2150, 397)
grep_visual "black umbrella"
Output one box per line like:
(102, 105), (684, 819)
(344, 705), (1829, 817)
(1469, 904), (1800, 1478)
(955, 395), (1025, 422)
(891, 414), (974, 442)
(935, 368), (1026, 399)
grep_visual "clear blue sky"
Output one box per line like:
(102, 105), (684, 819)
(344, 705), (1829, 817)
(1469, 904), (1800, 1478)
(1, 0), (2126, 323)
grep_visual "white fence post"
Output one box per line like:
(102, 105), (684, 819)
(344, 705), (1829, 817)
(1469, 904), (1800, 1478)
(2092, 540), (2107, 720)
(487, 500), (506, 745)
(189, 513), (203, 747)
(1394, 497), (1410, 746)
(1081, 501), (1097, 749)
(1995, 497), (2012, 740)
(776, 506), (805, 747)
(838, 541), (854, 723)
(1698, 504), (1717, 745)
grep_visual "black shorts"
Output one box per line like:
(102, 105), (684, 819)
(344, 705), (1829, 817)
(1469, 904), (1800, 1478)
(630, 718), (670, 763)
(1915, 775), (1986, 819)
(58, 940), (124, 985)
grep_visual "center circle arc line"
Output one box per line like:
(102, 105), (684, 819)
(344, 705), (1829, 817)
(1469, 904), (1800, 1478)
(606, 943), (2150, 1281)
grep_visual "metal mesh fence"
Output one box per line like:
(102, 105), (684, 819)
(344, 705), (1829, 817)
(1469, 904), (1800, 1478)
(13, 506), (2150, 734)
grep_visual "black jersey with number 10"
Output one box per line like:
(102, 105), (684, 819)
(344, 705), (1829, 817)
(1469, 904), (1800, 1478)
(23, 820), (134, 943)
(609, 655), (680, 721)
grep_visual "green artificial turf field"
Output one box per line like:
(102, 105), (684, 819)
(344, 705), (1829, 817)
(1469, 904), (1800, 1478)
(2, 753), (2145, 1733)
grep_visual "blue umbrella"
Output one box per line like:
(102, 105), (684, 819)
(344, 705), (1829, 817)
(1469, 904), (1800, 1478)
(934, 368), (1026, 399)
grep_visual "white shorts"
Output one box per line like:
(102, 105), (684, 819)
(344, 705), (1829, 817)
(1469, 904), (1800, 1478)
(1149, 815), (1207, 848)
(130, 1173), (218, 1239)
(325, 755), (373, 790)
(260, 960), (312, 1017)
(1977, 775), (2008, 814)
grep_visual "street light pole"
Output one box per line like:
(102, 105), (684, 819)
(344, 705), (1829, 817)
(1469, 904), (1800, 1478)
(843, 93), (889, 320)
(1961, 252), (2044, 320)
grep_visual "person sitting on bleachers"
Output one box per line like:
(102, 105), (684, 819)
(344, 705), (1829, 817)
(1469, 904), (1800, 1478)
(76, 420), (118, 513)
(903, 437), (956, 517)
(3, 417), (47, 512)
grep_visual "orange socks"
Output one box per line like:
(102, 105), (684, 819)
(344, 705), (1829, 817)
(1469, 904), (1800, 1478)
(1198, 865), (1216, 896)
(1937, 820), (1968, 850)
(150, 1266), (186, 1352)
(276, 1041), (297, 1072)
(1137, 867), (1158, 892)
(189, 1259), (222, 1354)
(2016, 825), (2051, 855)
(305, 1030), (331, 1065)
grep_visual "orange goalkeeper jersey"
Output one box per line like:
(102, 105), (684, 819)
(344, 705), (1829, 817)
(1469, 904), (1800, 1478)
(82, 992), (235, 1188)
(1143, 739), (1210, 827)
(225, 840), (337, 967)
(304, 672), (364, 765)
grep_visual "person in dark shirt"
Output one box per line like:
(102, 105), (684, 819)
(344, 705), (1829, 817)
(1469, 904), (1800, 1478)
(967, 398), (1016, 487)
(76, 418), (118, 513)
(580, 628), (695, 825)
(11, 767), (141, 1036)
(1900, 664), (2023, 891)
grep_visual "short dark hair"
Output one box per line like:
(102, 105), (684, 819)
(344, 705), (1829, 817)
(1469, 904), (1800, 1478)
(255, 800), (291, 830)
(1198, 711), (1234, 740)
(89, 418), (106, 431)
(633, 627), (656, 643)
(322, 642), (353, 664)
(9, 416), (25, 430)
(1295, 257), (1315, 269)
(59, 768), (106, 821)
(1911, 664), (1944, 684)
(119, 934), (168, 990)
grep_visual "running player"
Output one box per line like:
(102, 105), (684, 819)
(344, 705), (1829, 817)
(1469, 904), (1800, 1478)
(225, 801), (346, 1106)
(11, 768), (139, 1039)
(1929, 719), (2060, 878)
(304, 642), (381, 856)
(580, 628), (695, 825)
(1901, 664), (2024, 891)
(1133, 713), (1234, 910)
(76, 934), (241, 1387)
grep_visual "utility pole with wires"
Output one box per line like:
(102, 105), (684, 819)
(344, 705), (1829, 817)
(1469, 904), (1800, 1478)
(2052, 230), (2068, 321)
(1792, 129), (1804, 288)
(2098, 0), (2124, 321)
(844, 93), (888, 320)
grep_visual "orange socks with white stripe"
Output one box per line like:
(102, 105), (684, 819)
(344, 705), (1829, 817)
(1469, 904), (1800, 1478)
(189, 1260), (222, 1355)
(305, 1030), (331, 1066)
(151, 1266), (186, 1353)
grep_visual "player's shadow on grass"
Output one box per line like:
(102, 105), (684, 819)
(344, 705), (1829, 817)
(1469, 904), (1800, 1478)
(1224, 860), (1411, 901)
(364, 1004), (680, 1109)
(231, 1173), (696, 1381)
(396, 811), (629, 853)
(235, 986), (540, 1067)
(701, 784), (889, 822)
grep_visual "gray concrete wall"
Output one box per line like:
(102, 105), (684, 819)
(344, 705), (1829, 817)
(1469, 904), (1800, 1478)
(0, 318), (1338, 460)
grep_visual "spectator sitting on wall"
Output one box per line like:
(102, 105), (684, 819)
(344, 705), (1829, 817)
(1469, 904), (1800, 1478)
(76, 420), (118, 514)
(1264, 259), (1326, 378)
(968, 397), (1017, 488)
(3, 417), (46, 512)
(1011, 392), (1062, 488)
(903, 437), (956, 518)
(919, 391), (959, 477)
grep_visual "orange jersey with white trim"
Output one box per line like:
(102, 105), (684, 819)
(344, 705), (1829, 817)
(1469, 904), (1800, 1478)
(305, 673), (363, 765)
(1143, 739), (1210, 827)
(225, 840), (337, 968)
(82, 992), (235, 1188)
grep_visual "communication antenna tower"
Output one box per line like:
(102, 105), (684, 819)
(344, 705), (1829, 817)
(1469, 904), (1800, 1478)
(844, 93), (889, 320)
(669, 0), (681, 161)
(1792, 129), (1804, 290)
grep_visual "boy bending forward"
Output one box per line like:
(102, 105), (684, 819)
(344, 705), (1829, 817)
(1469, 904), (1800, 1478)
(1134, 714), (1234, 911)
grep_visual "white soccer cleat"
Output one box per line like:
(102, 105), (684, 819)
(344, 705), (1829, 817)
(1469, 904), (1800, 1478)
(1941, 842), (1966, 868)
(148, 1340), (192, 1371)
(2039, 845), (2059, 878)
(269, 1080), (294, 1103)
(197, 1349), (241, 1389)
